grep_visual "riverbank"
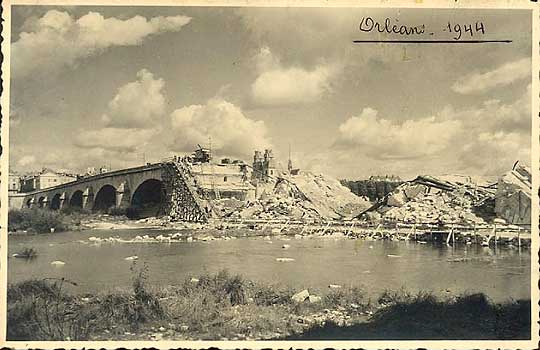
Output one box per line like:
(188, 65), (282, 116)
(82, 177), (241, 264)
(8, 209), (531, 249)
(7, 269), (530, 341)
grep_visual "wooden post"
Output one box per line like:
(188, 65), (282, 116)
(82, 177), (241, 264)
(473, 224), (477, 244)
(414, 224), (417, 241)
(494, 223), (497, 247)
(517, 227), (521, 248)
(452, 224), (455, 245)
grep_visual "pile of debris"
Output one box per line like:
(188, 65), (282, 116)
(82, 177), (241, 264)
(362, 175), (497, 225)
(226, 172), (371, 220)
(495, 164), (531, 225)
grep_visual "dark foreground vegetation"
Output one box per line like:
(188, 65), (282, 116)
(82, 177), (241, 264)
(7, 267), (530, 341)
(287, 290), (530, 340)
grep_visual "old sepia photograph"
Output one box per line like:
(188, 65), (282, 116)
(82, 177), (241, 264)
(1, 1), (538, 347)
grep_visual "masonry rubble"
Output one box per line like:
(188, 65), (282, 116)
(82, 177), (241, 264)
(360, 165), (531, 226)
(218, 171), (371, 221)
(494, 164), (531, 225)
(361, 174), (498, 225)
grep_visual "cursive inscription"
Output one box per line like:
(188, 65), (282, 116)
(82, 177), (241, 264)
(359, 17), (425, 35)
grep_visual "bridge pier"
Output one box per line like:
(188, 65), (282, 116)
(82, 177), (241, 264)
(58, 192), (68, 210)
(115, 182), (131, 209)
(82, 188), (94, 210)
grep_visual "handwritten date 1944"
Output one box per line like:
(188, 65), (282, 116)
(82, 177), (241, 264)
(444, 22), (486, 40)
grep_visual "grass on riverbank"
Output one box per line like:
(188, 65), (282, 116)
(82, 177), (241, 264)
(7, 268), (531, 341)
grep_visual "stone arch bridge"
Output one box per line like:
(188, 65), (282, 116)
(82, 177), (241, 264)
(16, 162), (210, 222)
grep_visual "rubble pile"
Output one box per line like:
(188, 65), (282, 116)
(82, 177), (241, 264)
(495, 164), (531, 225)
(370, 175), (497, 224)
(383, 190), (486, 224)
(228, 172), (371, 220)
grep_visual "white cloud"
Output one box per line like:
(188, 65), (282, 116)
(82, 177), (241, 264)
(170, 98), (271, 159)
(452, 57), (530, 94)
(75, 127), (160, 152)
(251, 47), (340, 106)
(17, 155), (37, 167)
(337, 108), (462, 160)
(458, 131), (530, 174)
(440, 83), (531, 132)
(102, 69), (166, 129)
(12, 10), (191, 79)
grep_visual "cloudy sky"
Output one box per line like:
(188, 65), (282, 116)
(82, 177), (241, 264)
(9, 6), (532, 179)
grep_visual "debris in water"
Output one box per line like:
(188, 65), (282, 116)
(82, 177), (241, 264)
(387, 254), (401, 258)
(124, 256), (138, 261)
(276, 257), (295, 262)
(51, 260), (66, 265)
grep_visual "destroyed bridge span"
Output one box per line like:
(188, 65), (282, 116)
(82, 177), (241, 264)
(13, 161), (211, 222)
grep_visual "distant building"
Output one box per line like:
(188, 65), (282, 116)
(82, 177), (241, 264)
(190, 162), (252, 200)
(252, 149), (276, 182)
(20, 168), (77, 192)
(8, 172), (20, 193)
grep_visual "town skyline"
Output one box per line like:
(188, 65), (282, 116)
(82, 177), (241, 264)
(9, 6), (532, 179)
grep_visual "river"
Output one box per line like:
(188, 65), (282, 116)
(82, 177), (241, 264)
(8, 228), (531, 302)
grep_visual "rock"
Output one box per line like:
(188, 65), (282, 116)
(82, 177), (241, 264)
(190, 277), (199, 283)
(282, 244), (290, 249)
(291, 289), (310, 303)
(180, 325), (189, 331)
(158, 326), (166, 332)
(276, 257), (295, 262)
(186, 237), (193, 242)
(329, 284), (342, 289)
(308, 295), (322, 303)
(124, 255), (138, 261)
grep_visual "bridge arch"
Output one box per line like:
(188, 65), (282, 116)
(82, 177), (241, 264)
(50, 193), (62, 210)
(129, 179), (165, 218)
(93, 184), (116, 212)
(26, 198), (33, 208)
(69, 190), (83, 208)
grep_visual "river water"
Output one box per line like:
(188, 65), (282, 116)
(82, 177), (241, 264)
(8, 228), (531, 302)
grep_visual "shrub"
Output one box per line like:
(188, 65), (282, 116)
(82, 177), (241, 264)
(7, 278), (92, 340)
(252, 283), (294, 306)
(324, 286), (368, 312)
(8, 208), (67, 233)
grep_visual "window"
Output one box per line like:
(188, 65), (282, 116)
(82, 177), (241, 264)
(223, 176), (228, 182)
